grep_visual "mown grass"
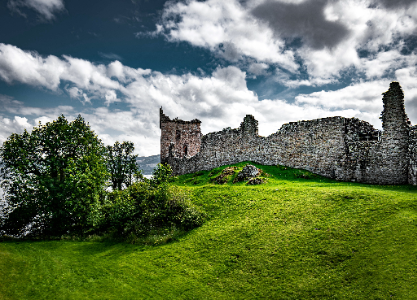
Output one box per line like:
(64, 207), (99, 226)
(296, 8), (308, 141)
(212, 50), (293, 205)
(1, 162), (417, 299)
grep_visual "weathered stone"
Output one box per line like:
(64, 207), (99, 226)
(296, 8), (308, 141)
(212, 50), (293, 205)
(214, 167), (236, 184)
(246, 177), (264, 185)
(160, 82), (416, 185)
(236, 164), (260, 182)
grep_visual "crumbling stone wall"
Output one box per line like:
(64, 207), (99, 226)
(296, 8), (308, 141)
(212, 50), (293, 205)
(337, 82), (410, 184)
(161, 82), (417, 185)
(408, 126), (417, 185)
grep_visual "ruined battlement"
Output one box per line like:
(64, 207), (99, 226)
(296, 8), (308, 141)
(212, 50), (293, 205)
(161, 82), (416, 185)
(160, 108), (202, 164)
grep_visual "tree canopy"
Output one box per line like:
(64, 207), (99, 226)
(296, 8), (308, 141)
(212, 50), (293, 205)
(0, 115), (109, 236)
(106, 141), (140, 191)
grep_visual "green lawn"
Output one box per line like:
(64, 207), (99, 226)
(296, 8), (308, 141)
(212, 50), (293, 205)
(1, 162), (417, 299)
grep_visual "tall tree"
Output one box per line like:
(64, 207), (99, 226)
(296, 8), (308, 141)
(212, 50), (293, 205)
(106, 141), (140, 191)
(0, 115), (109, 236)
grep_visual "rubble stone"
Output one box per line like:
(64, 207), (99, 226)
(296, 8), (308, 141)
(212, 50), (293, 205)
(247, 178), (264, 185)
(236, 165), (260, 182)
(213, 167), (236, 184)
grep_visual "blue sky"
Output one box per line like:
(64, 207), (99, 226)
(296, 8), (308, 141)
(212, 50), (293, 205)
(2, 0), (417, 156)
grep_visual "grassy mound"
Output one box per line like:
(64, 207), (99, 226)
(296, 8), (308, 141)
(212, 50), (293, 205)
(1, 162), (417, 299)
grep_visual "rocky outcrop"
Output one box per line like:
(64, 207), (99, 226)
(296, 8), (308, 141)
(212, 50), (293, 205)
(235, 165), (260, 182)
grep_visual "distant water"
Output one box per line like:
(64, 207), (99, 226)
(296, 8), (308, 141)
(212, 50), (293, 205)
(137, 154), (160, 175)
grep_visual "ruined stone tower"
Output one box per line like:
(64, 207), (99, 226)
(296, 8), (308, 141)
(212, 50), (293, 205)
(379, 82), (410, 184)
(240, 115), (258, 136)
(160, 108), (202, 164)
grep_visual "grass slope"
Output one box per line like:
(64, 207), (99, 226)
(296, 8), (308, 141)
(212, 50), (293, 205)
(1, 162), (417, 299)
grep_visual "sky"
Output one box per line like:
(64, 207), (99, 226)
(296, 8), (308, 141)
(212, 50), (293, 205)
(1, 0), (417, 156)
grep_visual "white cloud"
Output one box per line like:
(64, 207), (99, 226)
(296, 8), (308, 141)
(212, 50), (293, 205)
(0, 44), (126, 105)
(0, 115), (32, 143)
(360, 48), (417, 79)
(158, 0), (298, 72)
(65, 86), (91, 103)
(0, 44), (65, 89)
(2, 44), (417, 156)
(295, 80), (389, 128)
(104, 90), (119, 106)
(248, 62), (269, 76)
(155, 0), (417, 85)
(7, 0), (65, 21)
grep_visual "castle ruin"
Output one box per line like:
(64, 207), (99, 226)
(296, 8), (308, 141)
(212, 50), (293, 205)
(160, 82), (417, 185)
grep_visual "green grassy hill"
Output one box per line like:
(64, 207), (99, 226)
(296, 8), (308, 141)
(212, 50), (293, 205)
(1, 162), (417, 299)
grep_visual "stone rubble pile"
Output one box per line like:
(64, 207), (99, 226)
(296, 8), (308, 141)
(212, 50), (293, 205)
(214, 167), (236, 184)
(235, 164), (260, 182)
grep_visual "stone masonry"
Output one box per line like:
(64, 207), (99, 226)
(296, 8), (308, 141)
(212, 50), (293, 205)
(160, 82), (417, 185)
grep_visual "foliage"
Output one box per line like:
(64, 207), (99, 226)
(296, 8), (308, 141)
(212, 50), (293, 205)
(105, 141), (141, 191)
(96, 164), (204, 237)
(0, 115), (109, 236)
(150, 163), (173, 187)
(99, 179), (205, 238)
(100, 188), (137, 230)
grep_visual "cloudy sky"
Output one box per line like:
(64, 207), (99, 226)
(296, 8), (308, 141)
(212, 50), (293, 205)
(1, 0), (417, 156)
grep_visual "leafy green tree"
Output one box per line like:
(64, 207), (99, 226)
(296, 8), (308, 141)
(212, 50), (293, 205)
(150, 163), (173, 187)
(105, 141), (141, 191)
(0, 115), (109, 236)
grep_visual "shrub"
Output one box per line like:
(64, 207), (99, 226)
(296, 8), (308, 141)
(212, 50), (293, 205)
(101, 189), (137, 230)
(99, 178), (205, 239)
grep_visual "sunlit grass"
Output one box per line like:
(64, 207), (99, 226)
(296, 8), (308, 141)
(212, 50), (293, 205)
(1, 162), (417, 299)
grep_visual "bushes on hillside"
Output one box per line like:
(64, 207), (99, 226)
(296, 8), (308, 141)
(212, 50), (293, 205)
(0, 116), (205, 240)
(97, 164), (205, 239)
(0, 113), (205, 240)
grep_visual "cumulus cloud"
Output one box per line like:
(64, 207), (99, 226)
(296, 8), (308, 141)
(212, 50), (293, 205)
(0, 44), (65, 89)
(0, 43), (125, 105)
(7, 0), (65, 21)
(0, 114), (32, 144)
(157, 0), (298, 72)
(251, 0), (350, 50)
(248, 62), (269, 76)
(2, 43), (417, 156)
(155, 0), (417, 85)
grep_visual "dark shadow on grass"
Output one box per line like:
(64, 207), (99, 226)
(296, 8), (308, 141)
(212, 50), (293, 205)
(0, 227), (198, 259)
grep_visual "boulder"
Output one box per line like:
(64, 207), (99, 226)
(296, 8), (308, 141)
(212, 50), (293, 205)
(236, 164), (260, 182)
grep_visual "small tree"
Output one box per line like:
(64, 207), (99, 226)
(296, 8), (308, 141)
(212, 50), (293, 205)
(150, 163), (173, 187)
(105, 141), (141, 191)
(0, 115), (109, 236)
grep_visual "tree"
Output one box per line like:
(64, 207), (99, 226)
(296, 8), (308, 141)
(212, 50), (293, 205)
(150, 163), (173, 187)
(0, 115), (109, 236)
(105, 141), (141, 191)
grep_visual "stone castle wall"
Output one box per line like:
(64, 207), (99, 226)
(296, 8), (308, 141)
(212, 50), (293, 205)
(161, 82), (416, 185)
(408, 126), (417, 185)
